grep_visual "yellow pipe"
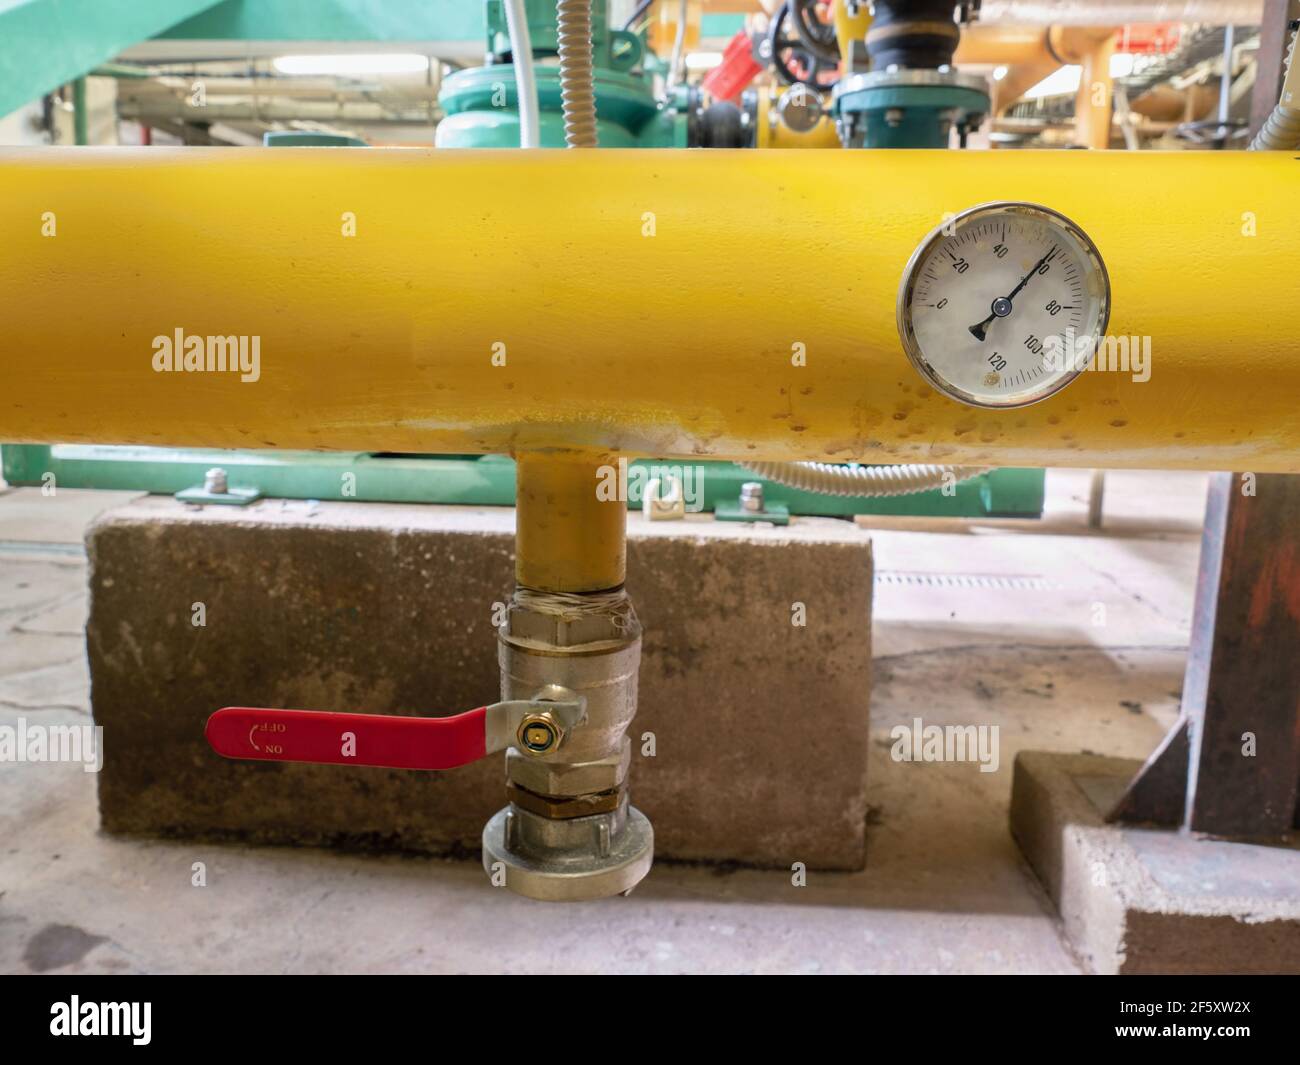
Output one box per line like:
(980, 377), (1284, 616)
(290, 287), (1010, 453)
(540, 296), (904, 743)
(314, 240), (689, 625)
(957, 24), (1120, 120)
(1, 148), (1299, 473)
(955, 24), (1053, 67)
(992, 60), (1060, 116)
(763, 115), (841, 148)
(755, 86), (842, 148)
(649, 0), (702, 53)
(515, 450), (626, 593)
(1130, 83), (1217, 123)
(955, 23), (1118, 67)
(832, 0), (872, 65)
(1074, 32), (1117, 149)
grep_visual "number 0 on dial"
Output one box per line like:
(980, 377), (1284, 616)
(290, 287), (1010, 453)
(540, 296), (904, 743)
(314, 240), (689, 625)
(896, 202), (1111, 409)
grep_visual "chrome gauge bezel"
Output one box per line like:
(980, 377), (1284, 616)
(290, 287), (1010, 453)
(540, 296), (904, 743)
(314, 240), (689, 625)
(895, 201), (1112, 410)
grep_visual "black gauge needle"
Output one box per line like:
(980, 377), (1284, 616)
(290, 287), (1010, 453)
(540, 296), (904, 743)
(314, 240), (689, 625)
(969, 244), (1059, 342)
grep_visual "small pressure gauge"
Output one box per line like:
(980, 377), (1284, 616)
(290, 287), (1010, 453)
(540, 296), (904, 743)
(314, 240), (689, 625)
(896, 202), (1111, 409)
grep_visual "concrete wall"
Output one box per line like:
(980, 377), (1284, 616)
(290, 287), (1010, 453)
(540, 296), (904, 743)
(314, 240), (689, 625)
(88, 498), (873, 869)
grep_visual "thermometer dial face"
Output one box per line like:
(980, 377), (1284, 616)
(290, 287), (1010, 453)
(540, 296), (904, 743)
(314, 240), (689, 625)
(896, 202), (1111, 409)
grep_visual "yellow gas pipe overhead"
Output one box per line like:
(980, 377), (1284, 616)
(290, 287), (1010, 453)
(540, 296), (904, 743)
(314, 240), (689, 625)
(2, 147), (1298, 473)
(956, 22), (1120, 145)
(955, 23), (1119, 70)
(954, 24), (1055, 66)
(1072, 31), (1118, 149)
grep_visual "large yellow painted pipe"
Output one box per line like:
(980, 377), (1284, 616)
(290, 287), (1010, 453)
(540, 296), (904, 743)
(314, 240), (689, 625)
(1, 147), (1298, 473)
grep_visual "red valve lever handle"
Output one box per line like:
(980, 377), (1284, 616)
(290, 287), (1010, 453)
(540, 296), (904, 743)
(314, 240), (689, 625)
(205, 705), (489, 771)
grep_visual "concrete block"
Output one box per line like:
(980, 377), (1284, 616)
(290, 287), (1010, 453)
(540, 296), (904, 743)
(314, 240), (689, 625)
(1011, 750), (1300, 974)
(87, 498), (872, 869)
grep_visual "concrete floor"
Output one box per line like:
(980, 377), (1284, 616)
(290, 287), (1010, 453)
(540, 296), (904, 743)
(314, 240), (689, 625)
(0, 469), (1205, 974)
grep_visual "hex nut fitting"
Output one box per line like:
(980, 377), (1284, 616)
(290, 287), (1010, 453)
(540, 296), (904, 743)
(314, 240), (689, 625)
(516, 710), (564, 756)
(506, 740), (631, 797)
(500, 590), (641, 652)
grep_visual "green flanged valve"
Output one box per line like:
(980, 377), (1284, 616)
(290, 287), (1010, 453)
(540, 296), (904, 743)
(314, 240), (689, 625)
(832, 69), (989, 149)
(437, 63), (668, 148)
(438, 0), (682, 148)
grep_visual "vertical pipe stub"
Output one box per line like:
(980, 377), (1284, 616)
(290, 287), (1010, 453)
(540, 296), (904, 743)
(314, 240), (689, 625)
(484, 452), (652, 900)
(514, 451), (626, 593)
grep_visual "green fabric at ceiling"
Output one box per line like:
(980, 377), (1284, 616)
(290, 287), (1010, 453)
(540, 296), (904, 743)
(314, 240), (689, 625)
(157, 0), (485, 42)
(0, 0), (220, 119)
(154, 2), (742, 44)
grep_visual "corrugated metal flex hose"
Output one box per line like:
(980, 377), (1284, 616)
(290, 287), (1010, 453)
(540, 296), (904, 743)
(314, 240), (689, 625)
(740, 462), (991, 498)
(1250, 97), (1300, 151)
(556, 0), (598, 147)
(1250, 27), (1300, 151)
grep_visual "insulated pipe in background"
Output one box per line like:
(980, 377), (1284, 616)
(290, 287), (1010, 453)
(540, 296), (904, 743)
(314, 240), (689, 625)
(975, 1), (1263, 24)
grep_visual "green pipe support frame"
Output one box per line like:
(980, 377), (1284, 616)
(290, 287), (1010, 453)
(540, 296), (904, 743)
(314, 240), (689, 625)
(1, 445), (1044, 519)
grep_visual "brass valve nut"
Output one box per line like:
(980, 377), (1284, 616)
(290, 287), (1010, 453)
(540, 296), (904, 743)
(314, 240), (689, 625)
(500, 589), (641, 651)
(506, 740), (631, 798)
(516, 710), (564, 756)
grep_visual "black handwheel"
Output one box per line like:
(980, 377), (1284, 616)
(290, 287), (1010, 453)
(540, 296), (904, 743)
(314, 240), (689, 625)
(767, 1), (839, 89)
(790, 0), (840, 64)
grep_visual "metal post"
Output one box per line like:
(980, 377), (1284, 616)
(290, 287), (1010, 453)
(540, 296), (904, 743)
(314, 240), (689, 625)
(72, 77), (88, 145)
(1109, 473), (1300, 838)
(1218, 24), (1236, 133)
(1249, 0), (1300, 138)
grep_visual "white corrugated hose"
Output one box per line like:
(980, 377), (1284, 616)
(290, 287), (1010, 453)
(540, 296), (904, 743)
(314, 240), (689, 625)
(740, 461), (991, 498)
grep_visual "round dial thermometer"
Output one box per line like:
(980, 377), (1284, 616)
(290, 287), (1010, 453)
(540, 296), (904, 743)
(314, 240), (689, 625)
(897, 202), (1110, 408)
